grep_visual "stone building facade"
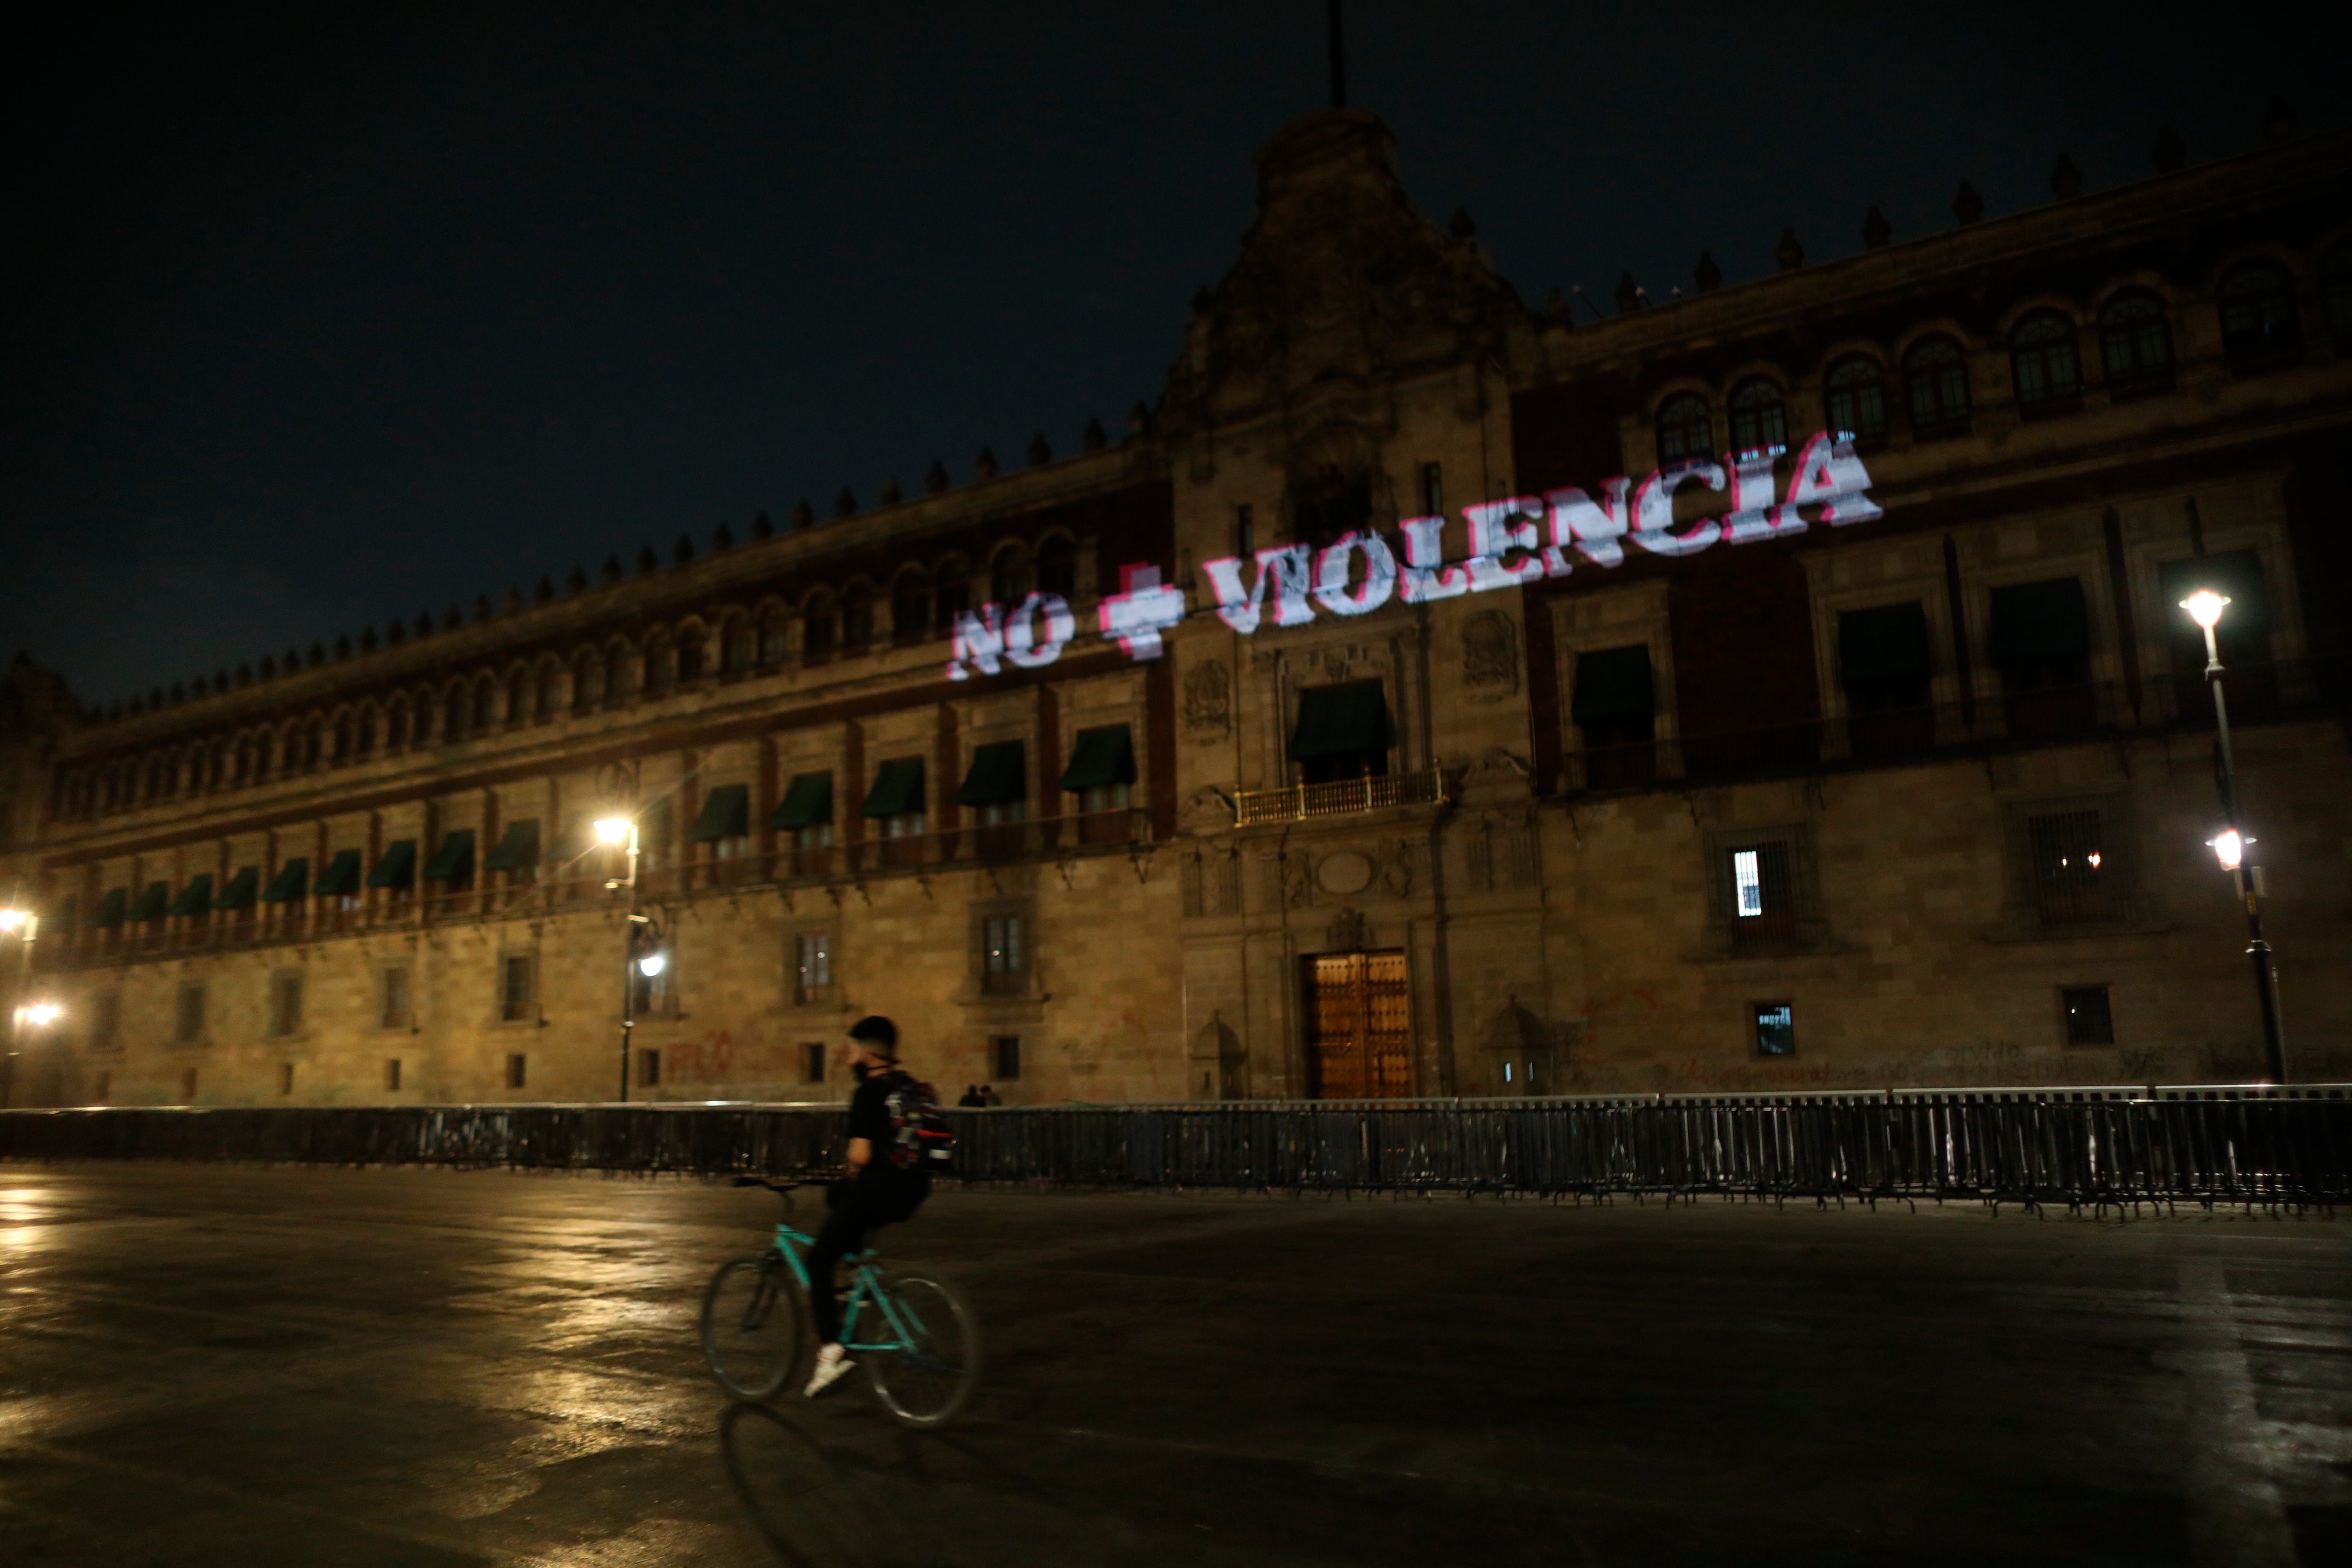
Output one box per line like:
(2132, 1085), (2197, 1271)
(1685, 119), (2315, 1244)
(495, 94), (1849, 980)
(6, 110), (2351, 1107)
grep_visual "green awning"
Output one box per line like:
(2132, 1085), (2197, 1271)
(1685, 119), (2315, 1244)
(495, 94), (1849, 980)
(262, 858), (310, 904)
(2160, 550), (2268, 633)
(1288, 681), (1391, 761)
(168, 874), (214, 917)
(90, 888), (128, 929)
(860, 758), (925, 819)
(312, 849), (362, 897)
(366, 839), (417, 889)
(1060, 725), (1137, 793)
(215, 867), (260, 911)
(129, 881), (170, 923)
(1572, 646), (1654, 723)
(1988, 578), (2090, 662)
(1837, 603), (1931, 690)
(685, 785), (749, 843)
(956, 741), (1026, 807)
(770, 771), (833, 831)
(481, 820), (541, 872)
(423, 831), (475, 881)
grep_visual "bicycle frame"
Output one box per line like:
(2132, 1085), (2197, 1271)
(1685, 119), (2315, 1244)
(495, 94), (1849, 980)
(764, 1219), (932, 1356)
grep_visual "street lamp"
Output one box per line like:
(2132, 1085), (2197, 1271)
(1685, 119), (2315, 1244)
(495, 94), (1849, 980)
(592, 814), (649, 1101)
(2179, 589), (2288, 1083)
(1, 907), (44, 1109)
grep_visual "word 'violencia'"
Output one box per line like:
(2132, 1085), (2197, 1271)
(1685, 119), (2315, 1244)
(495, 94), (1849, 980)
(946, 432), (1880, 679)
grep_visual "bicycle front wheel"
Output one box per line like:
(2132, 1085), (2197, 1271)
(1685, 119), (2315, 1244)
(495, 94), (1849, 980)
(700, 1252), (804, 1401)
(867, 1270), (981, 1428)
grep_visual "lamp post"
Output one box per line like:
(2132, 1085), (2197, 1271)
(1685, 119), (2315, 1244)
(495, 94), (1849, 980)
(1, 907), (48, 1109)
(2180, 589), (2288, 1084)
(593, 816), (645, 1102)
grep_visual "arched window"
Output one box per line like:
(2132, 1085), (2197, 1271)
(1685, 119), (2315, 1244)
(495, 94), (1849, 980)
(721, 613), (754, 673)
(506, 668), (529, 726)
(642, 635), (675, 695)
(802, 592), (836, 666)
(1654, 392), (1713, 462)
(535, 662), (560, 721)
(474, 677), (498, 732)
(1823, 356), (1887, 440)
(1903, 336), (1970, 431)
(842, 587), (874, 653)
(572, 651), (601, 713)
(2217, 261), (2300, 367)
(1726, 378), (1788, 453)
(411, 692), (434, 745)
(605, 642), (631, 705)
(2325, 244), (2352, 354)
(387, 700), (409, 752)
(675, 626), (705, 683)
(1036, 536), (1077, 599)
(935, 561), (971, 629)
(333, 713), (354, 763)
(445, 686), (470, 743)
(891, 572), (931, 646)
(302, 723), (323, 771)
(2008, 310), (2081, 411)
(991, 547), (1033, 608)
(2098, 290), (2174, 392)
(758, 606), (789, 667)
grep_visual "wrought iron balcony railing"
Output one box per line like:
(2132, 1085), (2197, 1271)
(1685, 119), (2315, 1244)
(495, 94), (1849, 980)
(1232, 766), (1448, 827)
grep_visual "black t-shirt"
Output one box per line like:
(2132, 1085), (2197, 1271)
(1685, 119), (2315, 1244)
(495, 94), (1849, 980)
(847, 1068), (925, 1193)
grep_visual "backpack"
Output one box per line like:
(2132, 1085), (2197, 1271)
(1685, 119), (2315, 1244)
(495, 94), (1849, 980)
(881, 1074), (956, 1175)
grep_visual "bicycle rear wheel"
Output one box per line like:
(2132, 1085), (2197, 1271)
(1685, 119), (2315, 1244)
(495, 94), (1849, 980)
(866, 1270), (981, 1428)
(700, 1252), (804, 1401)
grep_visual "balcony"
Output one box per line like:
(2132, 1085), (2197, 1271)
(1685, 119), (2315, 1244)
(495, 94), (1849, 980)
(1233, 766), (1448, 828)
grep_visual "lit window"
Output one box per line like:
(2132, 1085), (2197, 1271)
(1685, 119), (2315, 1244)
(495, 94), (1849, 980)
(1752, 1003), (1795, 1056)
(1733, 850), (1764, 917)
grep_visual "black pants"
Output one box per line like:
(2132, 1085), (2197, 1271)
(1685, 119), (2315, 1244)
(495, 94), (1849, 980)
(808, 1174), (925, 1345)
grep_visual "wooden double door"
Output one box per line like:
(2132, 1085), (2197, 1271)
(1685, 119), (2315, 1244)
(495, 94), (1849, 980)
(1303, 950), (1413, 1098)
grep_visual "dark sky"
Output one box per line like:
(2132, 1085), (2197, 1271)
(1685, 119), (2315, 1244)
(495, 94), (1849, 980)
(5, 2), (2335, 708)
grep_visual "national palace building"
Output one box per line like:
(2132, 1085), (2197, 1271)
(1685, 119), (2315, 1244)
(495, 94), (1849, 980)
(5, 107), (2352, 1107)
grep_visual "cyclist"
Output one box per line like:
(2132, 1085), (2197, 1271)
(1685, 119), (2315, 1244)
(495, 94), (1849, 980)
(804, 1014), (931, 1397)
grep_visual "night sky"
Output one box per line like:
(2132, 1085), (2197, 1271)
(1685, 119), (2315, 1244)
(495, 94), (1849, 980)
(5, 2), (2335, 708)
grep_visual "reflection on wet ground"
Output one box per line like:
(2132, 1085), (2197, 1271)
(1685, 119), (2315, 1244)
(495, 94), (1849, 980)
(1, 1164), (2348, 1565)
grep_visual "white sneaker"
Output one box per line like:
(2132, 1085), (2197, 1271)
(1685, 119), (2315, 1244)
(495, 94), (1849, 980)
(804, 1344), (855, 1399)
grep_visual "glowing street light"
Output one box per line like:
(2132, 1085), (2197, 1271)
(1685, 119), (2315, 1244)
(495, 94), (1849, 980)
(636, 951), (667, 978)
(2, 907), (43, 1109)
(593, 816), (632, 846)
(593, 804), (651, 1102)
(2178, 589), (2286, 1082)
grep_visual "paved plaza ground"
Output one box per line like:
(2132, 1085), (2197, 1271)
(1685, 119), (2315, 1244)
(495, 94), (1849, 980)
(0, 1163), (2346, 1566)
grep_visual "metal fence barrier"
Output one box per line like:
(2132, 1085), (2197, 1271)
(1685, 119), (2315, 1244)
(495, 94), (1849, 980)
(3, 1086), (2348, 1209)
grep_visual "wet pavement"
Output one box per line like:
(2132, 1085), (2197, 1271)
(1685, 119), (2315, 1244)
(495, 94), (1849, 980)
(0, 1165), (2347, 1567)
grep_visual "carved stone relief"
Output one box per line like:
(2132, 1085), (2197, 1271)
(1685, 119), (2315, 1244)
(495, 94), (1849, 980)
(1183, 661), (1231, 740)
(1462, 609), (1519, 699)
(1380, 838), (1416, 897)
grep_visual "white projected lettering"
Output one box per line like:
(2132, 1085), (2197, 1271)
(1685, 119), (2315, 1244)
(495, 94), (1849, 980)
(943, 432), (1881, 679)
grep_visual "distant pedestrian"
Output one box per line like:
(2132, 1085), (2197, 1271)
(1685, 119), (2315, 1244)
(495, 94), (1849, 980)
(956, 1085), (984, 1107)
(982, 1084), (1001, 1106)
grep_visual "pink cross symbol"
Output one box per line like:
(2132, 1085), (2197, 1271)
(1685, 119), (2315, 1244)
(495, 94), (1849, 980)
(1097, 563), (1187, 661)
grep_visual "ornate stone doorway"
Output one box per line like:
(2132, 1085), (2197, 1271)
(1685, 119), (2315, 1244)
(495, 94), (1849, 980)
(1303, 950), (1411, 1098)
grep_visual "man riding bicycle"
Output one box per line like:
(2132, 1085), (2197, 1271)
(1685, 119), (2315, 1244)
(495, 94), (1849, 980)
(803, 1014), (930, 1397)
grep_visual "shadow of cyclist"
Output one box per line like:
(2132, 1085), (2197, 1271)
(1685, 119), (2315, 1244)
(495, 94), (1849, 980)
(719, 1401), (906, 1568)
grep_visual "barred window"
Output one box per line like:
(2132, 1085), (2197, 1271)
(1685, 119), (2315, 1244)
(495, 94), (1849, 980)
(1728, 842), (1795, 951)
(2009, 310), (2081, 410)
(1824, 356), (1887, 440)
(1655, 393), (1713, 462)
(2028, 811), (2110, 924)
(2098, 291), (2174, 391)
(500, 955), (534, 1022)
(982, 915), (1026, 996)
(796, 933), (832, 1004)
(1727, 377), (1788, 453)
(1903, 337), (1970, 430)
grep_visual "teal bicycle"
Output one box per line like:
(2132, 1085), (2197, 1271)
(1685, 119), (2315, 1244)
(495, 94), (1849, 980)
(699, 1176), (981, 1427)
